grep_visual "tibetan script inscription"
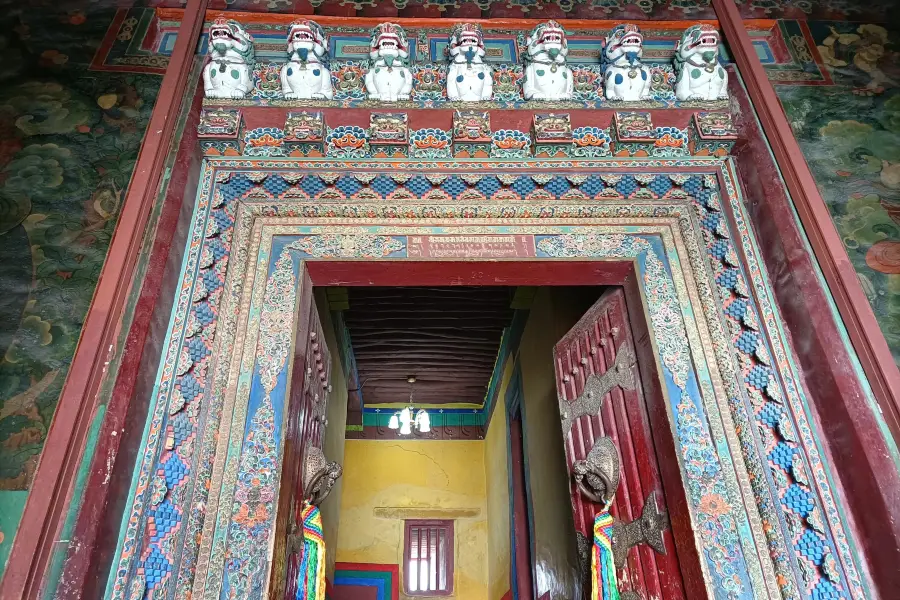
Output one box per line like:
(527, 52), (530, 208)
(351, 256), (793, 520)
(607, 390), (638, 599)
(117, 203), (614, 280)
(407, 235), (535, 258)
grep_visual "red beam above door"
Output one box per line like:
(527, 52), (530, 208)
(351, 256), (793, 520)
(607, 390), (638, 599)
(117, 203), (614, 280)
(306, 260), (636, 287)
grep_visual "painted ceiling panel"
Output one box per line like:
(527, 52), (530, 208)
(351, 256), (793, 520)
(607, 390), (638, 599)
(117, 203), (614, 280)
(342, 286), (514, 406)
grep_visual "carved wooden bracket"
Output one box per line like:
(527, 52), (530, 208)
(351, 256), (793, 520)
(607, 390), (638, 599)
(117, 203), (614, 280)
(559, 342), (636, 437)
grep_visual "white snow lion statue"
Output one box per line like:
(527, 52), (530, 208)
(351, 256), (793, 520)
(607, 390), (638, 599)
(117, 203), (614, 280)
(674, 24), (728, 101)
(203, 17), (255, 99)
(281, 19), (333, 100)
(602, 24), (652, 102)
(523, 20), (573, 101)
(446, 23), (493, 102)
(364, 22), (413, 102)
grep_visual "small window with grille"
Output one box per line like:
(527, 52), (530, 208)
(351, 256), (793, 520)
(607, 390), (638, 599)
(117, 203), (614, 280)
(403, 519), (454, 596)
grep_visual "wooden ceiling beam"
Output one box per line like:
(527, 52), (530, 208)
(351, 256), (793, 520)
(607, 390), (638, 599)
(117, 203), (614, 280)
(343, 286), (513, 406)
(360, 375), (492, 383)
(349, 331), (502, 340)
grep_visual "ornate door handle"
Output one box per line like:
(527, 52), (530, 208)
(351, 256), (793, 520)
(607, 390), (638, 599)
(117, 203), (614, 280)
(573, 437), (669, 600)
(303, 447), (343, 506)
(572, 436), (621, 506)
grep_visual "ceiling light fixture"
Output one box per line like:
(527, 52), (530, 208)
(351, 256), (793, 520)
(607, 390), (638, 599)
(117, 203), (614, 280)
(388, 375), (430, 435)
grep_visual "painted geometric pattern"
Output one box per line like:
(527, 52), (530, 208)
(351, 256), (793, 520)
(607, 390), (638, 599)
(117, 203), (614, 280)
(110, 169), (235, 600)
(692, 184), (838, 599)
(109, 163), (863, 600)
(693, 177), (848, 599)
(333, 563), (400, 600)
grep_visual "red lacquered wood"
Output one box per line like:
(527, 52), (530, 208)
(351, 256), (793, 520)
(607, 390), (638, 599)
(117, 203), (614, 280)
(305, 260), (636, 287)
(553, 288), (689, 599)
(54, 83), (206, 600)
(158, 8), (755, 31)
(620, 276), (707, 598)
(508, 412), (535, 600)
(0, 1), (208, 598)
(272, 267), (334, 600)
(233, 106), (708, 133)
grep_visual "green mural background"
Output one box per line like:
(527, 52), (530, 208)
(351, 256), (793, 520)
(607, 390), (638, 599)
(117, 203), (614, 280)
(0, 4), (162, 575)
(774, 22), (900, 365)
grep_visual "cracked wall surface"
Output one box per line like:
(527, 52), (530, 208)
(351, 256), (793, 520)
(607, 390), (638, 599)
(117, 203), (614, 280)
(335, 439), (489, 599)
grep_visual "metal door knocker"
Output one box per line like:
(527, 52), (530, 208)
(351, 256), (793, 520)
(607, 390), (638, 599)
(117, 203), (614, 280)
(303, 446), (343, 506)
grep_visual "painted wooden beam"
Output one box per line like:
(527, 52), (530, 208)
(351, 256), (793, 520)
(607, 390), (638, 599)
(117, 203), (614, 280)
(0, 0), (209, 597)
(157, 8), (744, 30)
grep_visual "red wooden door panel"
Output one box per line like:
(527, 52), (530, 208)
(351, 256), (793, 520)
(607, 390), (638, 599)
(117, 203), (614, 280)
(553, 288), (686, 599)
(270, 267), (333, 600)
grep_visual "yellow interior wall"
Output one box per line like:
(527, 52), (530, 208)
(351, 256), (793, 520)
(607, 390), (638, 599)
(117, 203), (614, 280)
(485, 359), (513, 600)
(315, 289), (349, 580)
(518, 288), (586, 599)
(336, 440), (489, 600)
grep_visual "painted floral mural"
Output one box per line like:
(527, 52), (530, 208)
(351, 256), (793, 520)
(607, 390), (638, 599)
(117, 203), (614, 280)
(0, 3), (161, 574)
(774, 22), (900, 365)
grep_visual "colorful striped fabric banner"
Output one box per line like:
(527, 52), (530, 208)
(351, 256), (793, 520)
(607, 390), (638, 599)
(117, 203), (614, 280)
(297, 502), (326, 600)
(592, 509), (620, 600)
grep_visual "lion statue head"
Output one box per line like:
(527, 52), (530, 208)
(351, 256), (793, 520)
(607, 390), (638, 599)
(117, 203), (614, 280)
(525, 20), (568, 63)
(369, 22), (410, 65)
(448, 23), (486, 64)
(207, 16), (254, 63)
(675, 24), (721, 69)
(603, 23), (645, 67)
(286, 19), (328, 63)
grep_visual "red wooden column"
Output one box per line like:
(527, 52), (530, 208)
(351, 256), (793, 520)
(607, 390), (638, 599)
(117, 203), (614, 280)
(0, 1), (209, 597)
(713, 0), (900, 596)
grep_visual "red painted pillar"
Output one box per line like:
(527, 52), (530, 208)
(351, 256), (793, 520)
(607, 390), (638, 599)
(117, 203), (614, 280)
(0, 0), (209, 598)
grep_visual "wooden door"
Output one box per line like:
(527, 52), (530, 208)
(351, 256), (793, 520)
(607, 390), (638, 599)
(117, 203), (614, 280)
(270, 269), (333, 600)
(553, 288), (686, 599)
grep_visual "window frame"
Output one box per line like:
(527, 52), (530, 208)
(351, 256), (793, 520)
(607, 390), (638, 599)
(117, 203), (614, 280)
(403, 519), (455, 597)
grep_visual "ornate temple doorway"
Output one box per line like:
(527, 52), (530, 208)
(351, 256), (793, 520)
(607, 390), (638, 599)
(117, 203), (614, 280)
(281, 271), (706, 600)
(103, 158), (870, 600)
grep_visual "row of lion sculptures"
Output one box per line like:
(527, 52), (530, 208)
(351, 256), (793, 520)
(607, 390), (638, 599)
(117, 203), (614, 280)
(203, 17), (729, 103)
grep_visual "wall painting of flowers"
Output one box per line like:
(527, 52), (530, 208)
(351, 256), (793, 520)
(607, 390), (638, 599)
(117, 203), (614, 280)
(0, 4), (162, 576)
(774, 22), (900, 366)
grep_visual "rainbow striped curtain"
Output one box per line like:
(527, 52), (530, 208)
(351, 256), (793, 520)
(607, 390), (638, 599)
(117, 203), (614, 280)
(591, 509), (619, 600)
(297, 501), (326, 600)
